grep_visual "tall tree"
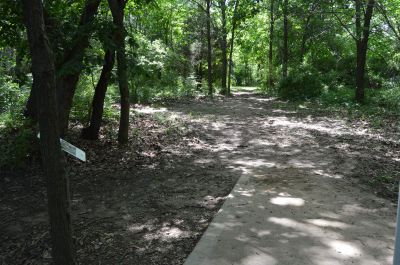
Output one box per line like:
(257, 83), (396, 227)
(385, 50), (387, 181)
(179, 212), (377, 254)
(108, 0), (130, 144)
(282, 0), (289, 78)
(206, 0), (213, 96)
(355, 0), (375, 103)
(268, 0), (275, 88)
(22, 0), (75, 264)
(81, 49), (116, 140)
(227, 0), (239, 95)
(219, 0), (228, 95)
(25, 0), (101, 134)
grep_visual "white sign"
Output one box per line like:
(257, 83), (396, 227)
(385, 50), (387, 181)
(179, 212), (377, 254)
(37, 133), (86, 162)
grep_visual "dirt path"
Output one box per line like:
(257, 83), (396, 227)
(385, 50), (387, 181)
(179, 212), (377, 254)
(167, 89), (397, 264)
(1, 88), (399, 264)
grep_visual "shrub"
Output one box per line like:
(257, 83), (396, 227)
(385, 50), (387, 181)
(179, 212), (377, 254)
(0, 113), (36, 169)
(278, 66), (323, 100)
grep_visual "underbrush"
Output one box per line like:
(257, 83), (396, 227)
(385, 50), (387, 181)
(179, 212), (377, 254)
(0, 77), (37, 169)
(0, 111), (36, 170)
(317, 86), (400, 128)
(277, 66), (323, 100)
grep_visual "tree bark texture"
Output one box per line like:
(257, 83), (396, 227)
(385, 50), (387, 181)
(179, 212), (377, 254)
(227, 0), (239, 95)
(220, 0), (228, 95)
(282, 0), (289, 78)
(268, 0), (275, 88)
(25, 0), (101, 135)
(108, 0), (130, 144)
(355, 0), (375, 103)
(206, 0), (213, 96)
(22, 0), (75, 264)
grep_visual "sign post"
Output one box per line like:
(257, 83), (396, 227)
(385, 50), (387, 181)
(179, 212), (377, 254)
(37, 133), (86, 162)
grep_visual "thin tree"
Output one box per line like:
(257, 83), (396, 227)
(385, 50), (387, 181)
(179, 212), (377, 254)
(218, 0), (228, 95)
(268, 0), (275, 88)
(22, 0), (75, 264)
(206, 0), (213, 96)
(355, 0), (375, 103)
(108, 0), (130, 144)
(227, 0), (239, 95)
(282, 0), (289, 78)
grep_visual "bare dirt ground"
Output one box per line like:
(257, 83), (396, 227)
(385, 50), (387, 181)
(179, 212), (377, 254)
(1, 88), (399, 264)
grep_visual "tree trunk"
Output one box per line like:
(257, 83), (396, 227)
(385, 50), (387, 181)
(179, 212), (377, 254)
(22, 1), (75, 264)
(220, 0), (228, 95)
(81, 50), (115, 140)
(25, 0), (101, 135)
(196, 62), (203, 91)
(355, 0), (375, 103)
(108, 0), (130, 144)
(299, 16), (311, 62)
(206, 0), (213, 96)
(227, 0), (239, 95)
(282, 0), (289, 78)
(268, 0), (275, 89)
(14, 46), (27, 88)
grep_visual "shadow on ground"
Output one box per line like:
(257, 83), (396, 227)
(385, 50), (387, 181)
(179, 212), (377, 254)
(1, 90), (398, 264)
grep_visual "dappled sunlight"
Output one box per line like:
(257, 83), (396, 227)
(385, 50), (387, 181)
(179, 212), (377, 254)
(135, 106), (168, 114)
(272, 109), (297, 114)
(249, 228), (271, 237)
(328, 240), (361, 257)
(306, 219), (350, 229)
(233, 158), (277, 168)
(240, 251), (277, 265)
(143, 226), (191, 241)
(313, 169), (343, 179)
(270, 196), (305, 206)
(268, 217), (302, 229)
(236, 188), (255, 197)
(248, 139), (275, 147)
(159, 92), (398, 265)
(288, 158), (316, 168)
(270, 116), (369, 137)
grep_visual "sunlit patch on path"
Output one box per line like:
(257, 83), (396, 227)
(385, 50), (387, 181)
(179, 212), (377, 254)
(182, 89), (396, 265)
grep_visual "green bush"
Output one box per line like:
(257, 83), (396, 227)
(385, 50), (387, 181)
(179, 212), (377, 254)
(0, 113), (36, 169)
(278, 66), (323, 100)
(369, 85), (400, 112)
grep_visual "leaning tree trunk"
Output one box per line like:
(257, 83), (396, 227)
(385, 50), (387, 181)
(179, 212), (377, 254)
(25, 0), (101, 135)
(220, 0), (228, 95)
(81, 50), (115, 140)
(282, 0), (289, 78)
(268, 0), (275, 89)
(108, 0), (130, 144)
(22, 1), (75, 264)
(355, 0), (375, 103)
(206, 0), (213, 96)
(227, 0), (239, 95)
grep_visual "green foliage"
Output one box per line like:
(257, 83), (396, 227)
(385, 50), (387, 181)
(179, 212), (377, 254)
(71, 73), (119, 123)
(127, 33), (196, 103)
(70, 75), (96, 123)
(369, 85), (400, 112)
(0, 112), (35, 169)
(278, 65), (323, 100)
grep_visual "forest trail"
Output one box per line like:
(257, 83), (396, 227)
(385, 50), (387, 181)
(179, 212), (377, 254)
(2, 88), (399, 265)
(165, 88), (397, 265)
